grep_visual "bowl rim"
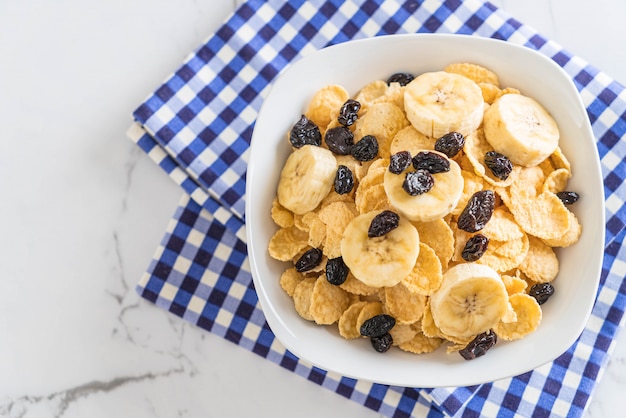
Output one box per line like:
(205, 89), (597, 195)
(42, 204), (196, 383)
(245, 33), (605, 387)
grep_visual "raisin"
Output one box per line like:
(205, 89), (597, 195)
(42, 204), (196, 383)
(386, 72), (415, 86)
(389, 151), (412, 174)
(528, 283), (555, 305)
(434, 132), (465, 158)
(294, 248), (323, 272)
(370, 333), (393, 353)
(338, 99), (361, 127)
(459, 330), (498, 360)
(556, 191), (580, 205)
(484, 151), (513, 180)
(461, 234), (489, 262)
(360, 314), (396, 337)
(334, 165), (354, 194)
(412, 151), (450, 174)
(325, 126), (354, 155)
(289, 115), (321, 148)
(403, 169), (434, 195)
(457, 190), (495, 233)
(352, 135), (379, 161)
(368, 210), (400, 237)
(325, 257), (349, 285)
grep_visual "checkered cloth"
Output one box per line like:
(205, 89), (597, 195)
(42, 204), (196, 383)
(127, 0), (626, 416)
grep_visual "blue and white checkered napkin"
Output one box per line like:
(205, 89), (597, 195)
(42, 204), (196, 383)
(127, 0), (626, 416)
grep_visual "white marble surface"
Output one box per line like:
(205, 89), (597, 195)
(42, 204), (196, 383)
(1, 1), (625, 417)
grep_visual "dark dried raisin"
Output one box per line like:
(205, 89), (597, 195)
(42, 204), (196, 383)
(295, 248), (323, 272)
(325, 257), (349, 285)
(389, 151), (412, 174)
(338, 99), (361, 127)
(371, 333), (393, 353)
(412, 151), (450, 174)
(403, 169), (434, 195)
(360, 314), (396, 337)
(334, 165), (354, 194)
(368, 210), (400, 238)
(459, 330), (497, 360)
(462, 234), (489, 262)
(457, 190), (495, 233)
(325, 126), (354, 155)
(484, 151), (513, 180)
(434, 132), (465, 158)
(556, 191), (580, 205)
(528, 283), (555, 305)
(352, 135), (379, 161)
(289, 115), (321, 148)
(386, 72), (415, 86)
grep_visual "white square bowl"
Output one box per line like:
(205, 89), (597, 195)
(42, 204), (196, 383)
(245, 34), (604, 387)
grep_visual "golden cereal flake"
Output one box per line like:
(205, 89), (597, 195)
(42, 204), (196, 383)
(477, 234), (529, 273)
(389, 125), (435, 156)
(354, 80), (388, 106)
(280, 267), (305, 297)
(542, 168), (571, 194)
(338, 301), (369, 339)
(310, 276), (352, 325)
(478, 82), (501, 105)
(292, 277), (317, 321)
(501, 273), (528, 295)
(305, 84), (350, 130)
(389, 322), (419, 345)
(383, 282), (427, 324)
(518, 235), (559, 283)
(412, 218), (455, 270)
(353, 102), (409, 159)
(541, 210), (582, 248)
(339, 272), (379, 296)
(398, 331), (444, 354)
(271, 198), (294, 228)
(402, 243), (443, 296)
(444, 62), (500, 86)
(480, 207), (525, 242)
(464, 129), (516, 187)
(355, 301), (384, 333)
(268, 226), (310, 261)
(494, 293), (542, 341)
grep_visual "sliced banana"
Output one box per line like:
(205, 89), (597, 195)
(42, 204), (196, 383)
(340, 210), (420, 288)
(429, 263), (510, 340)
(383, 150), (464, 222)
(483, 94), (560, 167)
(404, 71), (484, 138)
(277, 145), (337, 215)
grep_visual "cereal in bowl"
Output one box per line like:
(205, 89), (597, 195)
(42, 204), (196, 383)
(268, 62), (582, 359)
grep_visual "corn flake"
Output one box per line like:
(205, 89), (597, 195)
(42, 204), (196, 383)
(338, 301), (369, 339)
(268, 226), (310, 261)
(280, 268), (305, 297)
(518, 235), (559, 283)
(383, 282), (427, 324)
(444, 62), (500, 86)
(310, 276), (352, 325)
(293, 277), (316, 321)
(353, 102), (409, 159)
(305, 84), (350, 130)
(494, 293), (542, 341)
(402, 243), (443, 295)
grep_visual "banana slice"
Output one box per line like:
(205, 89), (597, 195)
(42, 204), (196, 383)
(340, 210), (420, 288)
(383, 150), (464, 222)
(483, 94), (559, 167)
(404, 71), (484, 138)
(429, 263), (509, 340)
(277, 145), (337, 215)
